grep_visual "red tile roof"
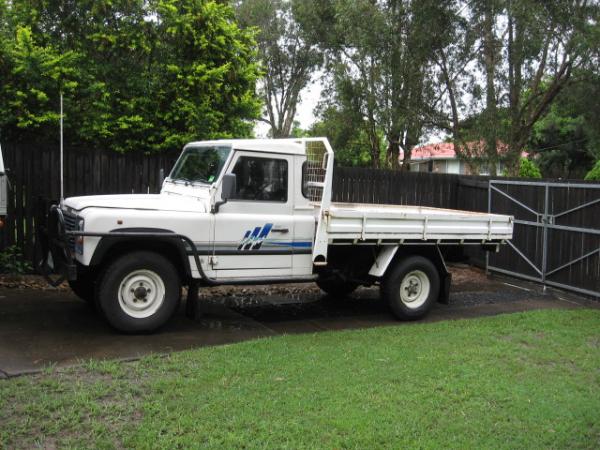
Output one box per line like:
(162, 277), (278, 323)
(404, 141), (526, 161)
(410, 142), (457, 160)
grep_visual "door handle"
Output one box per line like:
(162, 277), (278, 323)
(271, 227), (289, 233)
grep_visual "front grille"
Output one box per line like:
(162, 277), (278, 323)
(62, 210), (77, 251)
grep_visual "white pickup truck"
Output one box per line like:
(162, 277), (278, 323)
(41, 138), (513, 332)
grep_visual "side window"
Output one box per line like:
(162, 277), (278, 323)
(301, 160), (309, 199)
(231, 156), (288, 202)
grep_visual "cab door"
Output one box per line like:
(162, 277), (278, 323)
(212, 151), (294, 278)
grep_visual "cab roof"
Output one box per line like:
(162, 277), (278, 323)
(184, 138), (326, 156)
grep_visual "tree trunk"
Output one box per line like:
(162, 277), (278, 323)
(367, 125), (380, 169)
(483, 1), (498, 176)
(388, 139), (401, 170)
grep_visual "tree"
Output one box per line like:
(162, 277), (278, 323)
(0, 25), (79, 140)
(0, 0), (262, 152)
(518, 158), (542, 178)
(527, 70), (600, 179)
(236, 0), (321, 138)
(436, 0), (599, 175)
(308, 105), (383, 167)
(296, 0), (445, 169)
(530, 101), (592, 178)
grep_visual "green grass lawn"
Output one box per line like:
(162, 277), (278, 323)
(1, 309), (600, 449)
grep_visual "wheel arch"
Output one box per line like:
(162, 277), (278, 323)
(89, 228), (193, 282)
(382, 245), (451, 303)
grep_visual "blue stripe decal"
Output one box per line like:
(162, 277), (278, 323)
(244, 226), (261, 250)
(269, 241), (312, 248)
(237, 223), (311, 251)
(258, 223), (273, 238)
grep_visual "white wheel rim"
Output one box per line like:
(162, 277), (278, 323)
(118, 269), (166, 319)
(399, 270), (430, 309)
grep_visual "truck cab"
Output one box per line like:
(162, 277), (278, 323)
(41, 138), (513, 333)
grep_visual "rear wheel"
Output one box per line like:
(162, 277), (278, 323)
(382, 255), (439, 320)
(316, 277), (359, 299)
(96, 251), (180, 333)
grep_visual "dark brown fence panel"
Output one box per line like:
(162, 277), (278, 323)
(0, 144), (179, 262)
(332, 167), (460, 208)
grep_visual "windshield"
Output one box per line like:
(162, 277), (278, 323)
(169, 145), (231, 184)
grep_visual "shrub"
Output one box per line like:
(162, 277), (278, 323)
(584, 160), (600, 181)
(518, 157), (542, 178)
(0, 245), (32, 274)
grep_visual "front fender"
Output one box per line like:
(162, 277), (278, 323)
(89, 228), (193, 278)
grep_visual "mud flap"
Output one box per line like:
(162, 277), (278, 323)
(439, 272), (452, 304)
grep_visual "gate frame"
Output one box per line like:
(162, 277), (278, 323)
(487, 179), (600, 298)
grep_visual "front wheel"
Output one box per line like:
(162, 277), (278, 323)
(381, 255), (440, 320)
(96, 251), (181, 333)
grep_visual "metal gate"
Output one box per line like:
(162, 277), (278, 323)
(487, 180), (600, 298)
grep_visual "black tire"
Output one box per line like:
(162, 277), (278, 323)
(381, 255), (440, 320)
(96, 251), (181, 333)
(316, 277), (359, 299)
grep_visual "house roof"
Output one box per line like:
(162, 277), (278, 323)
(409, 142), (457, 160)
(404, 141), (526, 162)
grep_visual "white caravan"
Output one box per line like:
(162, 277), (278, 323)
(41, 138), (513, 332)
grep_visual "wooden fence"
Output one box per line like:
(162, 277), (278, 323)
(1, 143), (598, 298)
(331, 166), (460, 208)
(0, 143), (179, 261)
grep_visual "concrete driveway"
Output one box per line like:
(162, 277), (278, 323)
(0, 266), (596, 377)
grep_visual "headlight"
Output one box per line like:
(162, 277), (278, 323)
(75, 218), (85, 254)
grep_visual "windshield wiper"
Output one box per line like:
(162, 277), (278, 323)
(171, 177), (210, 185)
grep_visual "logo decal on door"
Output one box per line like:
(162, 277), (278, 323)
(238, 223), (273, 250)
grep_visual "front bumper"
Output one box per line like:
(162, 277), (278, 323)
(37, 205), (78, 286)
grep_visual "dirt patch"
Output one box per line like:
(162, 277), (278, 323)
(0, 274), (69, 291)
(198, 282), (322, 299)
(449, 264), (496, 291)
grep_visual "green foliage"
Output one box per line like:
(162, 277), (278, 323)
(518, 158), (542, 179)
(289, 121), (310, 139)
(0, 0), (261, 152)
(308, 106), (383, 167)
(295, 0), (450, 169)
(0, 245), (31, 274)
(584, 160), (600, 181)
(529, 78), (598, 179)
(236, 0), (320, 138)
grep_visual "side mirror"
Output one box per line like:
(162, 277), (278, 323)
(221, 173), (236, 201)
(212, 173), (236, 213)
